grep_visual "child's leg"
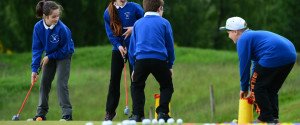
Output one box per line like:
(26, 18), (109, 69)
(131, 59), (150, 116)
(267, 63), (294, 120)
(254, 63), (294, 122)
(253, 64), (275, 122)
(37, 59), (56, 116)
(150, 60), (174, 114)
(56, 55), (72, 116)
(106, 51), (124, 113)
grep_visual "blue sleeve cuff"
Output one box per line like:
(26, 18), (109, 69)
(168, 64), (173, 69)
(241, 84), (249, 91)
(32, 67), (38, 73)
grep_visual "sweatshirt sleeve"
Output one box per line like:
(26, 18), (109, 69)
(47, 28), (73, 60)
(128, 25), (136, 70)
(104, 10), (122, 48)
(135, 3), (144, 19)
(237, 37), (251, 91)
(31, 28), (44, 73)
(165, 21), (175, 69)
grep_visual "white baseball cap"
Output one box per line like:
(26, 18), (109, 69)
(219, 17), (247, 31)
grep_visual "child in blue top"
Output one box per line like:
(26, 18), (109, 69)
(220, 17), (296, 123)
(31, 0), (74, 121)
(103, 0), (144, 121)
(128, 0), (175, 122)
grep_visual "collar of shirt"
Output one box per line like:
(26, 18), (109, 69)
(43, 20), (56, 30)
(114, 2), (127, 9)
(144, 12), (160, 17)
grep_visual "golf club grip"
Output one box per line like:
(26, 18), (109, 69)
(122, 39), (128, 63)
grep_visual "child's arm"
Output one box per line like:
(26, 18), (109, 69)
(165, 21), (175, 69)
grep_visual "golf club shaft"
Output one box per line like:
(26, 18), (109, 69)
(17, 81), (35, 115)
(124, 63), (128, 106)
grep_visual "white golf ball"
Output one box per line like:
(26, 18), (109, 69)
(232, 119), (238, 123)
(152, 119), (158, 125)
(59, 119), (67, 121)
(86, 122), (94, 125)
(102, 121), (108, 125)
(142, 119), (151, 125)
(129, 120), (137, 125)
(167, 118), (175, 124)
(122, 120), (130, 125)
(103, 121), (112, 125)
(176, 119), (183, 125)
(27, 118), (33, 121)
(158, 119), (165, 125)
(106, 120), (113, 125)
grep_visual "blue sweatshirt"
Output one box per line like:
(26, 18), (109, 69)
(104, 2), (144, 50)
(129, 12), (175, 69)
(31, 20), (75, 72)
(237, 30), (297, 91)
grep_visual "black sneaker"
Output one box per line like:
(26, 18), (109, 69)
(157, 112), (171, 121)
(104, 112), (116, 121)
(33, 115), (46, 121)
(129, 114), (144, 122)
(274, 119), (279, 124)
(60, 115), (72, 121)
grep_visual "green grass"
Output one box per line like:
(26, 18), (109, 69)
(0, 46), (299, 123)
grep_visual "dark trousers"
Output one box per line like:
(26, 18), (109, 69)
(106, 50), (133, 113)
(37, 55), (72, 116)
(131, 59), (174, 116)
(251, 63), (294, 122)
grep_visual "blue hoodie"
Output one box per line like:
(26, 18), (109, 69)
(237, 30), (296, 91)
(31, 20), (75, 72)
(129, 12), (175, 69)
(104, 2), (144, 50)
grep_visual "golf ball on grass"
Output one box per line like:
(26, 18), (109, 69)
(176, 119), (183, 125)
(122, 120), (130, 125)
(152, 119), (158, 125)
(103, 120), (112, 125)
(167, 118), (175, 124)
(26, 118), (33, 121)
(142, 119), (151, 125)
(232, 119), (238, 123)
(59, 119), (67, 121)
(129, 120), (137, 125)
(86, 122), (94, 125)
(158, 119), (165, 125)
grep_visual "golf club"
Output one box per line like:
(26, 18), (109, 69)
(12, 67), (41, 121)
(122, 39), (130, 115)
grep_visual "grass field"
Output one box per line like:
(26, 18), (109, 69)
(0, 46), (299, 123)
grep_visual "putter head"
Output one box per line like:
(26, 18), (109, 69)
(124, 106), (130, 115)
(12, 114), (20, 121)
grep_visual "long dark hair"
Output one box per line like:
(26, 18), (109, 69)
(36, 0), (63, 18)
(108, 0), (122, 36)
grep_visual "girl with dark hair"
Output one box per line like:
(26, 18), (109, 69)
(103, 0), (144, 121)
(31, 0), (74, 121)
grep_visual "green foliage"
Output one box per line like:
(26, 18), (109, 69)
(1, 0), (300, 52)
(0, 46), (299, 122)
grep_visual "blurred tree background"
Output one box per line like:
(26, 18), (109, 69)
(0, 0), (299, 53)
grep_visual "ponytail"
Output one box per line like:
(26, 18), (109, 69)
(108, 2), (122, 36)
(36, 0), (45, 18)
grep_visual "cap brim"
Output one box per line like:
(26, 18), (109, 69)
(219, 27), (228, 31)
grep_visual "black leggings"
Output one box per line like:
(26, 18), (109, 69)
(105, 50), (133, 113)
